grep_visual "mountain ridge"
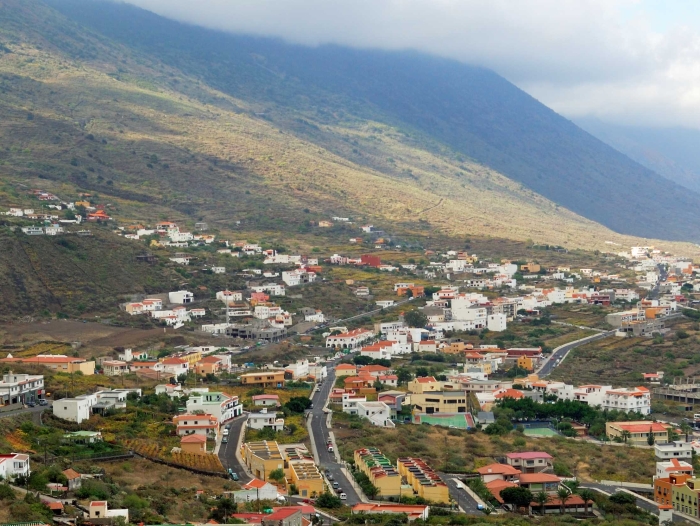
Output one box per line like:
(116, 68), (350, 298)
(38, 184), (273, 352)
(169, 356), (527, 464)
(41, 0), (700, 242)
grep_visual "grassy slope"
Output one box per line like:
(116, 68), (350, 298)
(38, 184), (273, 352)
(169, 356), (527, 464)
(0, 0), (697, 257)
(0, 227), (177, 317)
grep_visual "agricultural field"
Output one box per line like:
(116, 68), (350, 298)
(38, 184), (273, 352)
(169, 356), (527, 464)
(550, 316), (700, 386)
(332, 415), (656, 483)
(548, 304), (615, 329)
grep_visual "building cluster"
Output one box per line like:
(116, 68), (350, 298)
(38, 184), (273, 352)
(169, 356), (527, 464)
(354, 447), (449, 503)
(124, 290), (205, 328)
(119, 221), (215, 247)
(475, 453), (587, 514)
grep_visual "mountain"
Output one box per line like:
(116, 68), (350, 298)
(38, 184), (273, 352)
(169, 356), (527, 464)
(574, 117), (700, 195)
(0, 0), (696, 252)
(33, 0), (700, 244)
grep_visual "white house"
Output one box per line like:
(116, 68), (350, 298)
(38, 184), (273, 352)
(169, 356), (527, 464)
(355, 401), (394, 428)
(102, 360), (129, 376)
(282, 269), (316, 286)
(230, 479), (279, 503)
(326, 328), (375, 349)
(53, 397), (93, 424)
(211, 267), (226, 274)
(161, 358), (189, 376)
(169, 290), (194, 304)
(376, 300), (395, 308)
(89, 502), (128, 522)
(186, 392), (242, 423)
(217, 290), (244, 304)
(173, 413), (219, 438)
(247, 408), (285, 431)
(117, 349), (149, 362)
(0, 453), (31, 481)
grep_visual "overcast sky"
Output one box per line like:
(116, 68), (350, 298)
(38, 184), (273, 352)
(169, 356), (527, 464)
(122, 0), (700, 128)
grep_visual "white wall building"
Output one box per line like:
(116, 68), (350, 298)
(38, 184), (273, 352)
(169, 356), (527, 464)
(169, 290), (194, 304)
(247, 408), (285, 431)
(355, 401), (394, 428)
(53, 397), (93, 424)
(186, 392), (242, 423)
(0, 453), (31, 481)
(0, 372), (44, 406)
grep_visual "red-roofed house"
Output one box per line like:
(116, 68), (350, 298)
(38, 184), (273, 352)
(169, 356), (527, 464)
(180, 433), (207, 455)
(229, 478), (279, 502)
(173, 413), (219, 439)
(476, 463), (521, 483)
(485, 479), (518, 504)
(252, 394), (280, 407)
(261, 507), (302, 526)
(494, 388), (525, 400)
(352, 503), (429, 520)
(606, 421), (670, 446)
(517, 473), (561, 493)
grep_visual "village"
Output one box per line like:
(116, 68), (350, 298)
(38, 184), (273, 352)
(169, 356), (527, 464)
(6, 189), (700, 526)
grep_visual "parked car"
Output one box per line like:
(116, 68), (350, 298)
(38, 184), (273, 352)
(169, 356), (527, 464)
(327, 446), (333, 452)
(38, 399), (48, 406)
(222, 436), (228, 444)
(227, 469), (239, 481)
(332, 482), (339, 488)
(339, 493), (347, 500)
(27, 402), (36, 408)
(327, 473), (334, 481)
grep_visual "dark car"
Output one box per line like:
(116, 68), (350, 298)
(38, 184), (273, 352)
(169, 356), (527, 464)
(27, 402), (36, 408)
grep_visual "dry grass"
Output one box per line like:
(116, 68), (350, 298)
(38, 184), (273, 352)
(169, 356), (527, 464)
(333, 420), (655, 483)
(0, 0), (698, 258)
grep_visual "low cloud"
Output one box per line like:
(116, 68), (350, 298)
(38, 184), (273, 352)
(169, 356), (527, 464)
(121, 0), (700, 127)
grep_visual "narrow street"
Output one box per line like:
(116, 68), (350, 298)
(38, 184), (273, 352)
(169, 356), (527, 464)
(308, 361), (362, 505)
(217, 414), (251, 483)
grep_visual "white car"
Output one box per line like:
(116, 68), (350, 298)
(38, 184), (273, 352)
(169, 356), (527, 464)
(339, 493), (347, 500)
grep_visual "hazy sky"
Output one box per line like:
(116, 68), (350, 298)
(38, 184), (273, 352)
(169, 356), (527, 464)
(122, 0), (700, 128)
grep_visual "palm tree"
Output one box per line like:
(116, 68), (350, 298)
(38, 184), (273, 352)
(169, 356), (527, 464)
(578, 489), (595, 515)
(621, 430), (631, 443)
(534, 491), (549, 515)
(557, 487), (572, 515)
(680, 422), (693, 442)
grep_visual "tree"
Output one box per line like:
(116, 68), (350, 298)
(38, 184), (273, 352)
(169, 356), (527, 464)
(269, 468), (285, 483)
(609, 492), (636, 506)
(647, 426), (655, 446)
(534, 491), (549, 515)
(396, 368), (413, 385)
(315, 492), (342, 508)
(557, 487), (571, 514)
(621, 430), (631, 443)
(352, 355), (373, 366)
(285, 397), (312, 414)
(210, 498), (236, 522)
(404, 310), (427, 328)
(578, 489), (595, 515)
(500, 486), (533, 513)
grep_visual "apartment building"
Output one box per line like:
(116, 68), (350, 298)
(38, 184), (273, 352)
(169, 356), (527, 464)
(173, 413), (219, 439)
(242, 441), (285, 481)
(288, 460), (325, 498)
(396, 457), (449, 503)
(240, 371), (285, 388)
(672, 476), (700, 517)
(0, 372), (44, 406)
(410, 391), (468, 415)
(354, 448), (401, 497)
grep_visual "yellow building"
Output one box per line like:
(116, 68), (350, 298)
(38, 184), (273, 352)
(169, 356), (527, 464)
(240, 371), (286, 388)
(242, 441), (285, 481)
(441, 342), (469, 354)
(672, 477), (700, 517)
(397, 457), (450, 503)
(288, 461), (325, 498)
(605, 421), (670, 446)
(516, 356), (534, 372)
(354, 448), (401, 497)
(180, 434), (207, 455)
(410, 391), (468, 414)
(173, 350), (202, 368)
(407, 376), (443, 394)
(0, 355), (95, 375)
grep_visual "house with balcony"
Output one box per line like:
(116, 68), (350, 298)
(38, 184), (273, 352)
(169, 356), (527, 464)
(186, 392), (242, 423)
(0, 453), (30, 481)
(173, 413), (219, 439)
(655, 441), (693, 461)
(505, 452), (553, 473)
(0, 372), (44, 406)
(240, 371), (285, 388)
(248, 408), (285, 432)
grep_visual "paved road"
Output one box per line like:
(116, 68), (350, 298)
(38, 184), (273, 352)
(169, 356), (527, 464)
(439, 475), (483, 514)
(309, 362), (362, 505)
(538, 331), (615, 377)
(0, 403), (51, 420)
(218, 414), (251, 483)
(579, 484), (693, 523)
(305, 299), (414, 334)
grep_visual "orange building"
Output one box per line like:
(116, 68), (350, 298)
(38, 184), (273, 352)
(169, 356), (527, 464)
(180, 434), (208, 455)
(655, 473), (692, 507)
